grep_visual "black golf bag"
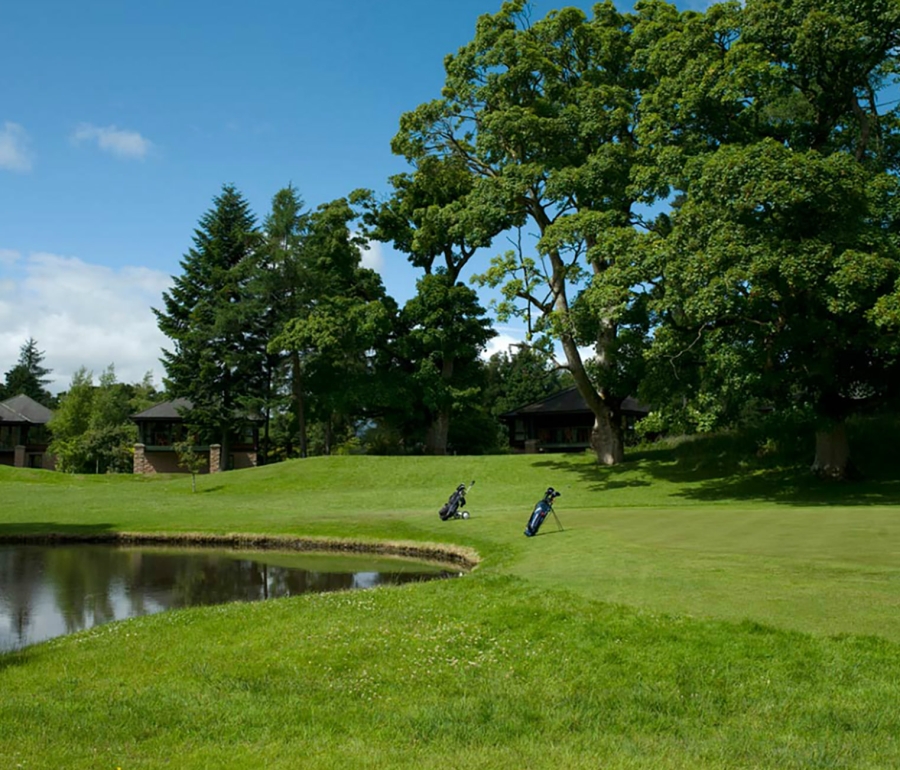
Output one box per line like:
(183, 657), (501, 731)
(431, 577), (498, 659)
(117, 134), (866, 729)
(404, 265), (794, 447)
(439, 482), (472, 521)
(524, 487), (561, 536)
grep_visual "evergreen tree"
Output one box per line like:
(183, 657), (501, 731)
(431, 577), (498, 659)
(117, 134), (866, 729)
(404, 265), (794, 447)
(3, 338), (53, 405)
(154, 185), (263, 470)
(253, 185), (312, 459)
(270, 198), (396, 455)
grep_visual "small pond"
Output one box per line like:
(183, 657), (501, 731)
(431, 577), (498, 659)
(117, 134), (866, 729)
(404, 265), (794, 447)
(0, 543), (458, 653)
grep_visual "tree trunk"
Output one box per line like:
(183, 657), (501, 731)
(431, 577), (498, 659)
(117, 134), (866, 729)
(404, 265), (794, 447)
(425, 410), (450, 456)
(219, 426), (229, 472)
(811, 422), (851, 478)
(261, 360), (273, 466)
(542, 238), (625, 466)
(590, 402), (625, 466)
(290, 350), (307, 458)
(557, 324), (624, 465)
(425, 356), (455, 455)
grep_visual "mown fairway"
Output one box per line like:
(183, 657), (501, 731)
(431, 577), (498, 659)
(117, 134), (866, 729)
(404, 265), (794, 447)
(2, 444), (900, 769)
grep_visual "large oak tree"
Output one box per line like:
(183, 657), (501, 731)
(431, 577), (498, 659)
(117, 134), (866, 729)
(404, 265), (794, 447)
(391, 0), (667, 464)
(642, 0), (900, 477)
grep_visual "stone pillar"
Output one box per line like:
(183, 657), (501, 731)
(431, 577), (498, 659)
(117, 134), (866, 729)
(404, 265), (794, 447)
(14, 445), (26, 468)
(209, 444), (222, 474)
(133, 444), (149, 475)
(524, 439), (540, 454)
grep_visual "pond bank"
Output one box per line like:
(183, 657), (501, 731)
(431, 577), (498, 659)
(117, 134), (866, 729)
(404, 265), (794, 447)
(0, 530), (480, 571)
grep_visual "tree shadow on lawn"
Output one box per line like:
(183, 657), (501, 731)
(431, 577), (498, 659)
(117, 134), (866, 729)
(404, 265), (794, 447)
(532, 446), (900, 507)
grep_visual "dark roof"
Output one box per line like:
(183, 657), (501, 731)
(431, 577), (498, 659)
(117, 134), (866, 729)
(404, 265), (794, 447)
(0, 394), (53, 425)
(131, 398), (264, 423)
(500, 387), (650, 419)
(131, 398), (193, 421)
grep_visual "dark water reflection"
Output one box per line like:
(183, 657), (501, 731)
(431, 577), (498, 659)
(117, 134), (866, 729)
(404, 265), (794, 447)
(0, 544), (457, 652)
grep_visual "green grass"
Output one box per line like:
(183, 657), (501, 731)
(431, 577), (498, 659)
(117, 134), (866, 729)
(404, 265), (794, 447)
(2, 438), (900, 768)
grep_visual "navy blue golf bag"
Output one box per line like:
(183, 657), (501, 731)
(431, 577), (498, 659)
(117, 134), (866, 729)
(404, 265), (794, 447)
(524, 487), (561, 536)
(439, 482), (473, 521)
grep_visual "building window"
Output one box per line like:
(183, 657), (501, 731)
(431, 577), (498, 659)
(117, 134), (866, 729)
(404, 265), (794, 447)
(0, 426), (20, 448)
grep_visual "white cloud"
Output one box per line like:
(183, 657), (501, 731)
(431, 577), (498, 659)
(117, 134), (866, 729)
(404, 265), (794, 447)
(358, 238), (385, 273)
(0, 122), (33, 172)
(72, 123), (153, 160)
(0, 249), (21, 267)
(482, 331), (525, 360)
(479, 325), (595, 368)
(0, 251), (172, 392)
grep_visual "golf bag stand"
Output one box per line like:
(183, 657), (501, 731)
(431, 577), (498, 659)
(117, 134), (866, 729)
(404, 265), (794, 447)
(524, 487), (561, 536)
(439, 481), (475, 521)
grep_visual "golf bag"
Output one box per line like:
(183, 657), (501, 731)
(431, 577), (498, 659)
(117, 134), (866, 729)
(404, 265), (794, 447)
(524, 487), (561, 537)
(439, 481), (473, 521)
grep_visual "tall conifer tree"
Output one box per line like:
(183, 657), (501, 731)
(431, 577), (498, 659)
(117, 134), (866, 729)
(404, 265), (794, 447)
(154, 185), (262, 470)
(3, 338), (53, 405)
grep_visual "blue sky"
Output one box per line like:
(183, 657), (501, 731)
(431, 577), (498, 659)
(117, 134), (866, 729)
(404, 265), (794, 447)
(0, 0), (708, 392)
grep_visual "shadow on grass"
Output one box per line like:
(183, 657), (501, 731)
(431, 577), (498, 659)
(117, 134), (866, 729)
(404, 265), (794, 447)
(532, 440), (900, 506)
(0, 648), (33, 670)
(0, 522), (116, 540)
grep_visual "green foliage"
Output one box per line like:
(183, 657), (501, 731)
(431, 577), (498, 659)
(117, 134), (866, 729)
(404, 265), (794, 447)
(155, 185), (264, 463)
(355, 146), (512, 457)
(359, 421), (406, 456)
(354, 153), (509, 283)
(637, 0), (900, 474)
(2, 337), (53, 406)
(395, 0), (671, 463)
(48, 367), (95, 472)
(48, 365), (139, 473)
(266, 196), (397, 456)
(127, 371), (163, 415)
(483, 345), (571, 420)
(388, 274), (496, 455)
(247, 184), (313, 460)
(174, 438), (207, 492)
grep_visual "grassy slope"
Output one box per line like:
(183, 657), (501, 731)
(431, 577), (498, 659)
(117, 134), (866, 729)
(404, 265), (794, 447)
(2, 442), (900, 768)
